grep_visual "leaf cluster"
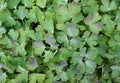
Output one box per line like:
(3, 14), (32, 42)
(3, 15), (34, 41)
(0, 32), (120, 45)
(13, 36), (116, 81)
(0, 0), (120, 83)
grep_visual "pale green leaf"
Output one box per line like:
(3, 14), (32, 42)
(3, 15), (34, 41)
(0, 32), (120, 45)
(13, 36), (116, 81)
(14, 6), (28, 20)
(36, 0), (46, 8)
(85, 60), (96, 74)
(43, 51), (54, 63)
(68, 2), (81, 15)
(21, 0), (34, 8)
(8, 29), (19, 40)
(65, 23), (79, 37)
(0, 73), (7, 83)
(0, 27), (6, 38)
(29, 73), (46, 83)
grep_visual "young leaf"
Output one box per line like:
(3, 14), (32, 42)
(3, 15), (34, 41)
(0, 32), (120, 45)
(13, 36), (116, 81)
(6, 79), (17, 83)
(102, 15), (116, 36)
(15, 66), (28, 83)
(26, 8), (37, 23)
(33, 6), (44, 22)
(43, 51), (54, 63)
(72, 13), (84, 23)
(85, 49), (98, 60)
(21, 0), (34, 8)
(56, 32), (69, 46)
(14, 6), (28, 20)
(70, 38), (80, 49)
(36, 0), (46, 8)
(68, 2), (81, 15)
(55, 5), (71, 22)
(81, 0), (99, 14)
(85, 60), (96, 74)
(0, 10), (16, 27)
(29, 73), (46, 83)
(100, 0), (117, 12)
(8, 29), (19, 40)
(41, 19), (54, 34)
(18, 36), (27, 56)
(65, 23), (79, 37)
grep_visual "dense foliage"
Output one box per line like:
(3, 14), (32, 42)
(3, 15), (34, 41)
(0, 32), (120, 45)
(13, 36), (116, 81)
(0, 0), (120, 83)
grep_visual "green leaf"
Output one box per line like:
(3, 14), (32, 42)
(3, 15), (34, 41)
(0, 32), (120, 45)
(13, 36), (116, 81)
(33, 6), (44, 22)
(21, 0), (34, 8)
(70, 38), (80, 49)
(43, 51), (54, 63)
(65, 23), (79, 37)
(53, 0), (68, 5)
(56, 23), (66, 31)
(86, 34), (98, 46)
(100, 0), (117, 12)
(45, 35), (59, 49)
(84, 12), (101, 25)
(115, 11), (120, 23)
(0, 0), (7, 11)
(111, 65), (120, 78)
(36, 0), (46, 8)
(0, 36), (14, 48)
(85, 49), (98, 60)
(84, 12), (103, 34)
(17, 35), (27, 56)
(0, 10), (16, 27)
(27, 56), (38, 71)
(0, 27), (6, 38)
(14, 6), (28, 20)
(26, 8), (37, 23)
(45, 70), (54, 83)
(89, 22), (103, 34)
(15, 66), (28, 83)
(68, 2), (81, 15)
(29, 73), (46, 83)
(0, 73), (7, 83)
(56, 5), (71, 22)
(41, 19), (54, 34)
(0, 21), (2, 26)
(78, 60), (85, 74)
(8, 29), (19, 40)
(72, 13), (84, 23)
(94, 56), (103, 65)
(102, 15), (116, 36)
(55, 71), (68, 81)
(33, 40), (45, 55)
(81, 0), (99, 14)
(56, 32), (69, 46)
(6, 0), (20, 9)
(7, 79), (17, 83)
(60, 71), (68, 81)
(85, 60), (96, 74)
(26, 30), (36, 40)
(45, 10), (55, 19)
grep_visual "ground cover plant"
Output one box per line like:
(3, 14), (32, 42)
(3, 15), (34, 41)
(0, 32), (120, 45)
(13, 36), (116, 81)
(0, 0), (120, 83)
